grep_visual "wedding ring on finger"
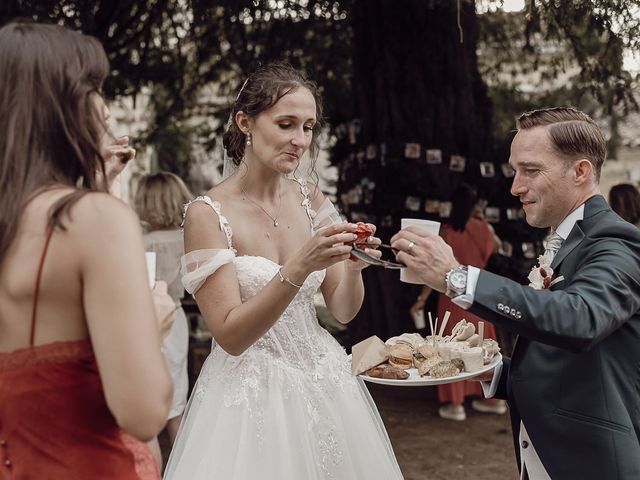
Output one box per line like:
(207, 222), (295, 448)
(407, 241), (416, 254)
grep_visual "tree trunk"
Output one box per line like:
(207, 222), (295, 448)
(342, 0), (493, 347)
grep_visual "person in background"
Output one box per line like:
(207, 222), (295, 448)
(409, 184), (506, 421)
(0, 22), (174, 479)
(135, 171), (193, 468)
(609, 183), (640, 227)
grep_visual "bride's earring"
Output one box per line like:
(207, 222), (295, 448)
(246, 132), (252, 147)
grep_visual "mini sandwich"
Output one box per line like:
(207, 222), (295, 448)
(388, 343), (414, 370)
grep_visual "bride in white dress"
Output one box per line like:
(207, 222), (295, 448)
(164, 63), (403, 480)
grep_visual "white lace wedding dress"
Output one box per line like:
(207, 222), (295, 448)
(164, 182), (403, 480)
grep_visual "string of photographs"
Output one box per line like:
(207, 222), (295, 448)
(333, 121), (514, 177)
(341, 187), (525, 223)
(339, 144), (513, 178)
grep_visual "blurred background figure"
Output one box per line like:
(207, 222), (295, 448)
(410, 183), (506, 421)
(609, 183), (640, 228)
(135, 171), (193, 467)
(0, 21), (173, 479)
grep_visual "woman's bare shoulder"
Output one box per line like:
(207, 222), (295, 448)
(67, 192), (141, 239)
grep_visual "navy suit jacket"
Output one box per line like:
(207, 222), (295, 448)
(469, 195), (640, 480)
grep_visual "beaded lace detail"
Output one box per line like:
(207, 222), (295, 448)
(182, 196), (237, 254)
(295, 178), (318, 234)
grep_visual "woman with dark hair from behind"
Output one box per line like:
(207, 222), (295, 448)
(0, 22), (173, 479)
(410, 183), (506, 421)
(609, 183), (640, 227)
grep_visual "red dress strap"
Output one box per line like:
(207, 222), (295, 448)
(29, 225), (55, 347)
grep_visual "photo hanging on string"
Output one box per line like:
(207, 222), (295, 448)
(404, 143), (421, 159)
(449, 155), (466, 172)
(426, 149), (443, 164)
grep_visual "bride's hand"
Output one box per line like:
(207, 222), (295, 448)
(283, 222), (359, 282)
(346, 223), (382, 271)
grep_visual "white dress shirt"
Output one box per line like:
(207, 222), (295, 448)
(461, 204), (585, 479)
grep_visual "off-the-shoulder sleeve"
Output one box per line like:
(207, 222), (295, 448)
(312, 197), (343, 233)
(181, 248), (236, 294)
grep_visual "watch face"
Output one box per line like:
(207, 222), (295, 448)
(450, 270), (467, 290)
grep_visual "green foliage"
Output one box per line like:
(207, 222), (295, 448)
(1, 0), (638, 171)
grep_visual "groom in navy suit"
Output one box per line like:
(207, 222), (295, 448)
(392, 107), (640, 479)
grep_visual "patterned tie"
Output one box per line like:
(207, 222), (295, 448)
(543, 231), (564, 262)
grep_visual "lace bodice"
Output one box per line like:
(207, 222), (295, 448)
(232, 254), (328, 367)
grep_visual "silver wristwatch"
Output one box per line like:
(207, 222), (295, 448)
(445, 265), (468, 298)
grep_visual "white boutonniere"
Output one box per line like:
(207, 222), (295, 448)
(528, 253), (554, 290)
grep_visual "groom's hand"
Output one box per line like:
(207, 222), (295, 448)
(390, 227), (459, 292)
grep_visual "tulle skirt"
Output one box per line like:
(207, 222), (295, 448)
(164, 346), (403, 479)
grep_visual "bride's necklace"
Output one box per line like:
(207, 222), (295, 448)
(241, 183), (282, 227)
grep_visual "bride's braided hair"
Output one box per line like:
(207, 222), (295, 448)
(222, 63), (324, 166)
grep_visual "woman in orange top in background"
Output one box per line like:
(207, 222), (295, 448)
(0, 22), (173, 479)
(410, 184), (506, 421)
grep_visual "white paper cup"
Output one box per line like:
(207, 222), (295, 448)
(145, 252), (156, 288)
(412, 310), (426, 329)
(400, 218), (441, 284)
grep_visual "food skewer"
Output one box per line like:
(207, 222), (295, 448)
(478, 321), (485, 344)
(438, 310), (451, 338)
(428, 312), (436, 347)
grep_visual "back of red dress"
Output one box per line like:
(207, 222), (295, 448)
(0, 226), (148, 480)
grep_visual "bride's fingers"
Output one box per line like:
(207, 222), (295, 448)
(317, 222), (356, 238)
(365, 223), (377, 235)
(363, 248), (382, 259)
(364, 236), (382, 248)
(326, 232), (358, 245)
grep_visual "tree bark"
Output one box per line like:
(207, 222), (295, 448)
(344, 0), (493, 347)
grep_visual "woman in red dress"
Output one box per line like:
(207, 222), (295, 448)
(0, 22), (173, 479)
(410, 184), (506, 421)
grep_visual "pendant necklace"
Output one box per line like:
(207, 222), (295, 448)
(241, 183), (282, 227)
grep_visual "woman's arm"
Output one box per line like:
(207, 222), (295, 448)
(308, 185), (377, 324)
(320, 263), (365, 324)
(184, 201), (358, 355)
(76, 193), (172, 441)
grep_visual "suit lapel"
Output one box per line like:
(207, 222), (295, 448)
(551, 223), (585, 270)
(550, 195), (608, 270)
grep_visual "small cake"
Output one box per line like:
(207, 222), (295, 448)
(438, 341), (469, 361)
(460, 346), (484, 372)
